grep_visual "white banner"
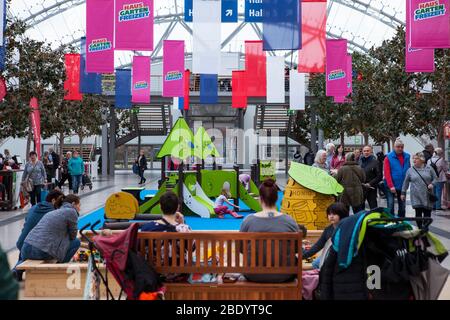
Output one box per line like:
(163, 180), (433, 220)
(0, 0), (4, 45)
(266, 56), (285, 103)
(289, 70), (305, 110)
(192, 0), (221, 74)
(220, 52), (240, 76)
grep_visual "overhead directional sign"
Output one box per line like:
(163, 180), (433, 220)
(222, 0), (238, 23)
(245, 0), (263, 22)
(185, 0), (193, 22)
(186, 0), (238, 23)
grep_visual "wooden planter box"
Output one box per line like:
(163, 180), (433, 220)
(17, 260), (122, 299)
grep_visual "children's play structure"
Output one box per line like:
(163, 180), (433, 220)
(281, 162), (344, 230)
(105, 117), (262, 220)
(103, 119), (347, 227)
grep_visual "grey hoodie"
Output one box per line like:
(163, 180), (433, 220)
(24, 202), (78, 262)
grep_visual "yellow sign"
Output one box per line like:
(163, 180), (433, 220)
(281, 178), (334, 230)
(105, 192), (139, 220)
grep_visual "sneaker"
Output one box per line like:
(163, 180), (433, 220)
(12, 269), (23, 282)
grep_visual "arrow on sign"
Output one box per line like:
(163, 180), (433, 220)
(226, 9), (233, 16)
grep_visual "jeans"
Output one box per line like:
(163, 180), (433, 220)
(29, 185), (42, 206)
(433, 182), (444, 209)
(312, 257), (321, 270)
(386, 189), (406, 217)
(72, 174), (82, 194)
(364, 188), (378, 209)
(138, 168), (146, 183)
(21, 239), (81, 263)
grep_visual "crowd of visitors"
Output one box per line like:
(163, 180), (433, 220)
(297, 138), (448, 219)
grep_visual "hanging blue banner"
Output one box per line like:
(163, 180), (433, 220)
(80, 37), (102, 94)
(222, 0), (238, 23)
(115, 69), (132, 109)
(245, 0), (263, 22)
(263, 0), (301, 51)
(178, 97), (185, 110)
(185, 0), (193, 22)
(200, 74), (218, 104)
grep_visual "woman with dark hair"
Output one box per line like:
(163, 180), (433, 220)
(135, 150), (148, 185)
(330, 145), (346, 175)
(239, 179), (299, 283)
(20, 194), (80, 263)
(303, 203), (349, 269)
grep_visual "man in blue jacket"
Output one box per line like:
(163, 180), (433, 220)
(383, 139), (411, 217)
(13, 189), (63, 281)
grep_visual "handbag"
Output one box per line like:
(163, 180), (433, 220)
(21, 163), (38, 192)
(413, 167), (438, 203)
(132, 163), (139, 175)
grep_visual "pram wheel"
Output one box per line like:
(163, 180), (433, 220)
(89, 185), (93, 190)
(81, 186), (84, 190)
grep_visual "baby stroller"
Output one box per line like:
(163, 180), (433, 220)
(80, 221), (163, 300)
(318, 208), (449, 300)
(81, 173), (93, 190)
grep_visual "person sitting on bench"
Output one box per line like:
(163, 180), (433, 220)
(20, 194), (81, 263)
(239, 179), (299, 283)
(141, 191), (191, 233)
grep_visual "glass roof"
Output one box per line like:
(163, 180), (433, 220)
(8, 0), (406, 69)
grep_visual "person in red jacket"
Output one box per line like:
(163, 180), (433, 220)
(330, 145), (346, 175)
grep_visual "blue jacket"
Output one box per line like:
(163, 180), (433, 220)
(68, 157), (84, 176)
(16, 201), (55, 251)
(385, 151), (410, 190)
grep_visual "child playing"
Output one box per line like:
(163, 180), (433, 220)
(214, 188), (243, 219)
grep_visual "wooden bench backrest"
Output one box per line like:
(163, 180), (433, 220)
(137, 232), (303, 278)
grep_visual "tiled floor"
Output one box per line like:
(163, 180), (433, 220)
(2, 170), (450, 299)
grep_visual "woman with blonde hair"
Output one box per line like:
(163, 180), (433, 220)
(312, 150), (330, 174)
(402, 152), (437, 228)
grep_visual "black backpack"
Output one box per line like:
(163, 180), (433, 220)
(430, 157), (441, 177)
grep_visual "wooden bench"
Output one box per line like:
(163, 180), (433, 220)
(137, 231), (304, 300)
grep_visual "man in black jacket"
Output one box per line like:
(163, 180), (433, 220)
(359, 146), (382, 209)
(48, 147), (60, 184)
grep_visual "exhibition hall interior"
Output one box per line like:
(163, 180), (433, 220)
(0, 0), (449, 302)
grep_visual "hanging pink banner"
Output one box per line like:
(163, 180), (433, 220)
(334, 54), (353, 104)
(406, 0), (435, 72)
(115, 0), (154, 50)
(163, 40), (185, 97)
(410, 0), (450, 48)
(333, 96), (346, 104)
(86, 0), (115, 73)
(326, 39), (348, 97)
(132, 56), (151, 103)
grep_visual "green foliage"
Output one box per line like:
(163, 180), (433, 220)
(304, 26), (449, 147)
(0, 10), (106, 145)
